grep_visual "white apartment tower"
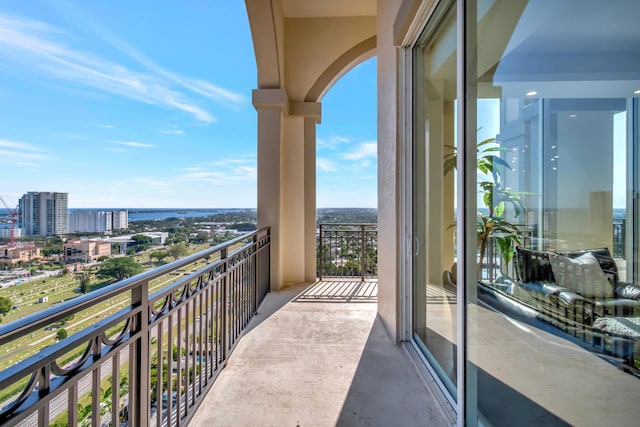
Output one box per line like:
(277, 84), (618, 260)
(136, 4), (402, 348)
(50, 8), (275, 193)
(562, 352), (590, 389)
(69, 210), (112, 233)
(19, 192), (69, 236)
(112, 209), (128, 230)
(69, 209), (128, 233)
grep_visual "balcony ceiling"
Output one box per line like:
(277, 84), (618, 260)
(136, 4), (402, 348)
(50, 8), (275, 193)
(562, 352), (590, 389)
(279, 0), (376, 18)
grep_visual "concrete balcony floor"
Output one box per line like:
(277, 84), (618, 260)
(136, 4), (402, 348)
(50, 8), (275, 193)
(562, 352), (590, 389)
(191, 281), (452, 427)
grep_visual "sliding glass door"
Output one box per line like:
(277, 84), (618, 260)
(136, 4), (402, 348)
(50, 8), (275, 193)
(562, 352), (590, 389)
(411, 0), (640, 424)
(412, 0), (458, 398)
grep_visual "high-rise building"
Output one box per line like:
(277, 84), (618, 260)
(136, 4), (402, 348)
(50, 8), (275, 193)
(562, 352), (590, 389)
(18, 192), (69, 236)
(112, 209), (128, 230)
(69, 210), (112, 233)
(69, 209), (128, 233)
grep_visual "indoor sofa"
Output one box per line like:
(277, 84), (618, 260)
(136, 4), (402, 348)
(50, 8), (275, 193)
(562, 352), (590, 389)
(509, 246), (640, 366)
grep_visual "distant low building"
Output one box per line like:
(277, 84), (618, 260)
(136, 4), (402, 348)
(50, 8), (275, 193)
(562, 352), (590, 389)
(105, 232), (168, 254)
(63, 239), (111, 263)
(0, 228), (25, 239)
(0, 243), (41, 264)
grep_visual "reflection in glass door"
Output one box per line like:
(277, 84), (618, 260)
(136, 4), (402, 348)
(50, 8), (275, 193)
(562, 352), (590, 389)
(411, 0), (457, 398)
(465, 0), (640, 425)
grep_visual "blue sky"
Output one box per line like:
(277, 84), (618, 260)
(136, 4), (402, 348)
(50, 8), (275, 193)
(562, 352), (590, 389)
(0, 0), (377, 209)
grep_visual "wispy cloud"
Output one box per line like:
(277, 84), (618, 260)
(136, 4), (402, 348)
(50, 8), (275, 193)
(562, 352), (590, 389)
(160, 129), (185, 135)
(0, 13), (222, 123)
(177, 158), (257, 185)
(0, 139), (47, 164)
(316, 158), (336, 172)
(317, 135), (351, 150)
(342, 142), (377, 161)
(116, 141), (155, 148)
(72, 10), (247, 109)
(60, 133), (87, 140)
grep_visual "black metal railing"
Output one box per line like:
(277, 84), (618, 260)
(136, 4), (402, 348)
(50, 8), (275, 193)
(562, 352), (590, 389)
(0, 227), (270, 427)
(613, 218), (626, 259)
(317, 224), (377, 281)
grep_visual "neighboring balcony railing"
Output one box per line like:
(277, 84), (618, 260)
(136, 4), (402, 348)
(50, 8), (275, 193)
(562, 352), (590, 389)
(317, 224), (377, 281)
(613, 218), (626, 259)
(0, 227), (270, 427)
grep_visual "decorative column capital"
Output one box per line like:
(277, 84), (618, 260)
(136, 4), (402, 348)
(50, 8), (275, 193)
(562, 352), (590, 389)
(290, 102), (322, 124)
(252, 88), (289, 114)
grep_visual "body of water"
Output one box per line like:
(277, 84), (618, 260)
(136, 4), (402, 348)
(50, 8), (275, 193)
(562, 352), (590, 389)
(77, 208), (247, 222)
(0, 208), (250, 227)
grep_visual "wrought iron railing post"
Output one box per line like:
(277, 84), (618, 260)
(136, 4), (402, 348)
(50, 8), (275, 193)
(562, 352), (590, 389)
(319, 224), (324, 280)
(253, 232), (259, 313)
(221, 247), (228, 362)
(130, 279), (150, 427)
(360, 225), (366, 281)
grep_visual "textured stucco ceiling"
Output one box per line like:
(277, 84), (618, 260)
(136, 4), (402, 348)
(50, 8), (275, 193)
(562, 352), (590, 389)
(279, 0), (376, 18)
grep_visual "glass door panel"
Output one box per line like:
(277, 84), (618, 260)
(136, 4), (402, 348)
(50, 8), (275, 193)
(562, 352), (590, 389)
(465, 1), (640, 425)
(412, 0), (458, 397)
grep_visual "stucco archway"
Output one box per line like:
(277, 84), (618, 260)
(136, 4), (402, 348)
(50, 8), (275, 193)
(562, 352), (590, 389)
(245, 0), (376, 289)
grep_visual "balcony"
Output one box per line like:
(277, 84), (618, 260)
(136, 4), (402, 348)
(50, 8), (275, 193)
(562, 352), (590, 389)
(0, 226), (452, 426)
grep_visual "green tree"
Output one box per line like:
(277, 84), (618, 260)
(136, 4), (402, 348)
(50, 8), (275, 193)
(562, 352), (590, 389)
(60, 314), (74, 325)
(96, 257), (143, 282)
(131, 234), (154, 252)
(149, 250), (169, 264)
(56, 328), (68, 341)
(76, 272), (92, 294)
(0, 296), (12, 315)
(41, 245), (63, 257)
(167, 243), (188, 260)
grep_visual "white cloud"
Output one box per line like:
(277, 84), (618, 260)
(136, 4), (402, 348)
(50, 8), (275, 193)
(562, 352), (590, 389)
(0, 139), (41, 151)
(342, 142), (377, 161)
(0, 139), (47, 164)
(116, 141), (155, 148)
(0, 13), (219, 123)
(177, 160), (256, 186)
(316, 158), (336, 172)
(317, 135), (351, 150)
(160, 129), (185, 135)
(0, 149), (45, 159)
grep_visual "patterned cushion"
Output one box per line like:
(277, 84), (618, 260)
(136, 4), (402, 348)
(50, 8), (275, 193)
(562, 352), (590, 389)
(549, 253), (614, 298)
(556, 247), (619, 285)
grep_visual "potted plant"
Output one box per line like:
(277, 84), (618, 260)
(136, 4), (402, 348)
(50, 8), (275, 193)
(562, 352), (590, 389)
(444, 136), (529, 280)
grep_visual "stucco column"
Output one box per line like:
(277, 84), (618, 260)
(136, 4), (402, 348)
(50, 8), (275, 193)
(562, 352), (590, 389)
(253, 88), (288, 290)
(281, 102), (321, 286)
(304, 116), (318, 283)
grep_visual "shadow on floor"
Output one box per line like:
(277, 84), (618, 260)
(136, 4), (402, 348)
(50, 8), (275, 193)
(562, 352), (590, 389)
(474, 363), (571, 426)
(294, 280), (377, 303)
(336, 316), (453, 427)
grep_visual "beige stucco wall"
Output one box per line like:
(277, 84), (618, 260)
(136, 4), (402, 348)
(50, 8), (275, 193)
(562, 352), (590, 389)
(284, 17), (376, 101)
(376, 0), (404, 342)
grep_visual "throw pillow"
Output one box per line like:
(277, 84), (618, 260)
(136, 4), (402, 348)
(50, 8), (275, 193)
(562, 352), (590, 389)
(557, 247), (619, 285)
(549, 253), (614, 298)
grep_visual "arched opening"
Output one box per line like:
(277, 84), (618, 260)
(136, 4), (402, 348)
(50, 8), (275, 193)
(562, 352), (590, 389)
(315, 57), (378, 285)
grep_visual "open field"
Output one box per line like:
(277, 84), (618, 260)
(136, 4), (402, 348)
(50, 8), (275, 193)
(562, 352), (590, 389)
(0, 241), (229, 374)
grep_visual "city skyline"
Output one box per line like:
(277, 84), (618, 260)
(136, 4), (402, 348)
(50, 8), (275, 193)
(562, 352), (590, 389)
(0, 1), (377, 209)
